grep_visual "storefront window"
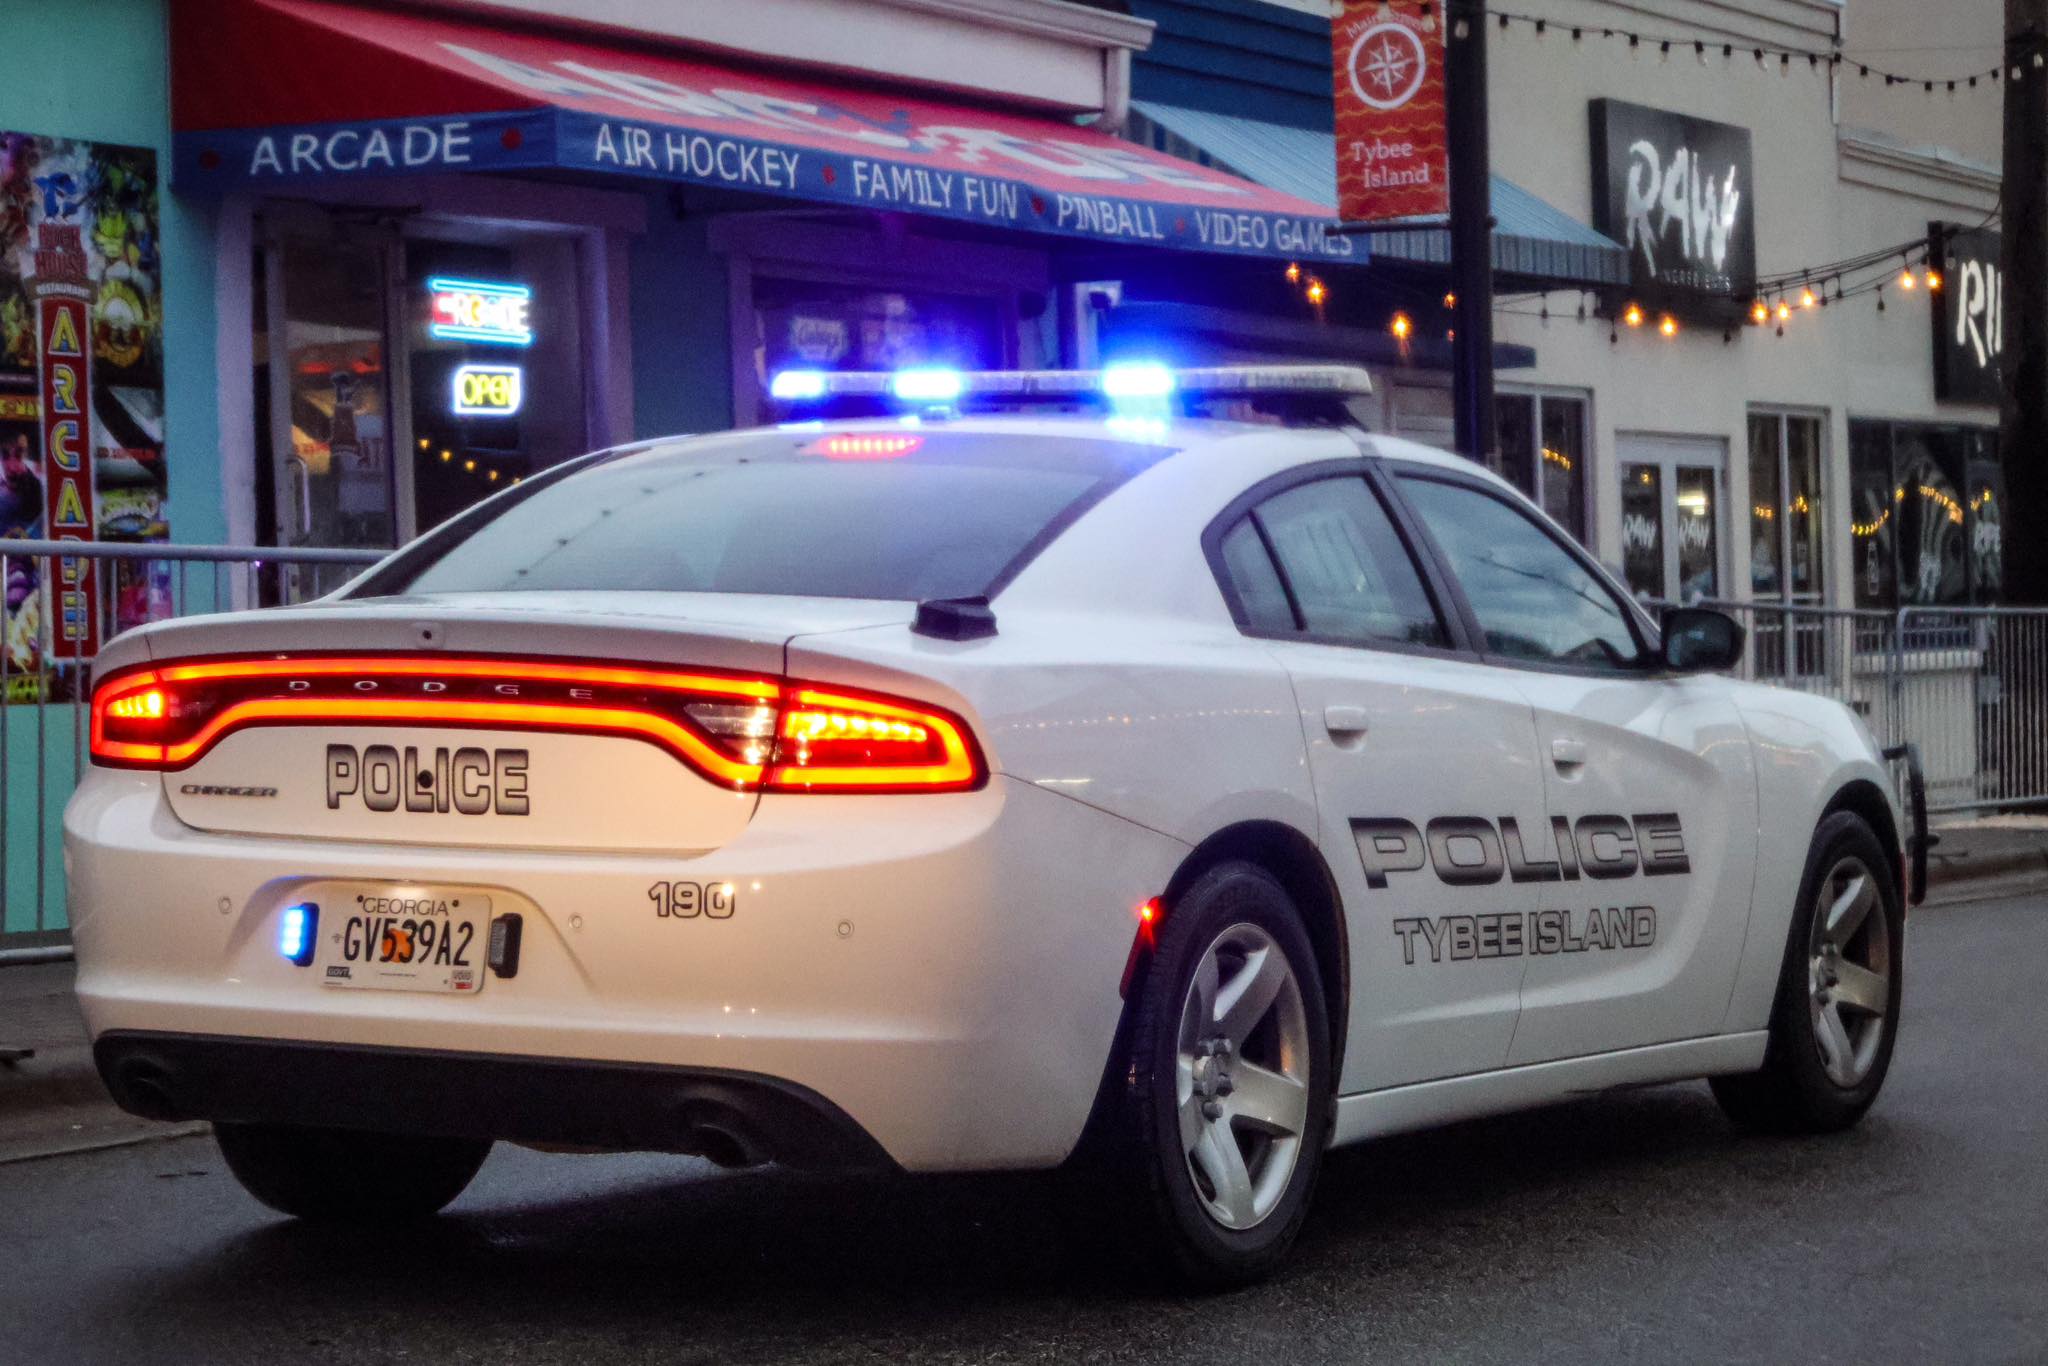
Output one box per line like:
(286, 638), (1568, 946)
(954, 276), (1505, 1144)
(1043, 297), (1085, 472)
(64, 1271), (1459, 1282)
(1748, 411), (1823, 603)
(1496, 390), (1588, 542)
(753, 277), (1002, 380)
(1848, 422), (1897, 608)
(1846, 419), (2001, 607)
(407, 237), (587, 534)
(1747, 413), (1782, 597)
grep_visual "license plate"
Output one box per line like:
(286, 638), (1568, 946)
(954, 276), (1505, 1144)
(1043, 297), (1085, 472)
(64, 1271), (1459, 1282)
(317, 890), (491, 994)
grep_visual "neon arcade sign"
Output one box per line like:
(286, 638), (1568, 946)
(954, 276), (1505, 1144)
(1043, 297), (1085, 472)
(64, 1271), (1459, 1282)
(428, 277), (533, 346)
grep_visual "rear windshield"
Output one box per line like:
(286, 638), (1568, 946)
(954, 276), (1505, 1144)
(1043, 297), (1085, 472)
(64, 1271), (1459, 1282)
(356, 429), (1168, 603)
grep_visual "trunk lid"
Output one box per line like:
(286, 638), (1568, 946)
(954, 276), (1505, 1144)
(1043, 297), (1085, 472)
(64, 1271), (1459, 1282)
(142, 593), (912, 853)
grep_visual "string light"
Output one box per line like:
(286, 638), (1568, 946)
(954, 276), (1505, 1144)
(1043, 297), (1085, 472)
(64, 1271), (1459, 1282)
(1799, 287), (1818, 309)
(1284, 262), (1301, 284)
(1470, 5), (2010, 91)
(1750, 300), (1769, 325)
(1443, 291), (1457, 309)
(1306, 277), (1328, 306)
(1926, 267), (1943, 291)
(1899, 268), (1917, 291)
(1658, 314), (1678, 338)
(1390, 311), (1413, 340)
(1623, 302), (1645, 327)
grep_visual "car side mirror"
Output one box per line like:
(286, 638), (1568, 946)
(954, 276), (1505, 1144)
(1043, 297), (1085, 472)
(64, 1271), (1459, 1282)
(1660, 607), (1744, 673)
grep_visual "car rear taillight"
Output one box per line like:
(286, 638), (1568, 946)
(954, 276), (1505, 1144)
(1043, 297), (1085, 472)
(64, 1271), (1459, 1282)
(764, 685), (981, 792)
(90, 656), (985, 793)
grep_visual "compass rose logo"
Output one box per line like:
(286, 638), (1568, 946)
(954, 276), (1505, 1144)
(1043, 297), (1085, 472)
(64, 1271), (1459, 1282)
(1345, 21), (1429, 111)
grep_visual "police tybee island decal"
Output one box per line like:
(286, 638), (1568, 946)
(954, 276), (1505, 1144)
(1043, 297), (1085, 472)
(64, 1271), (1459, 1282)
(1354, 813), (1689, 965)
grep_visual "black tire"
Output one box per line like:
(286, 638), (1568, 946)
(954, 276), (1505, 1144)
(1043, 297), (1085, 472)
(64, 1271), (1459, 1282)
(214, 1122), (492, 1222)
(1105, 861), (1333, 1290)
(1710, 811), (1904, 1133)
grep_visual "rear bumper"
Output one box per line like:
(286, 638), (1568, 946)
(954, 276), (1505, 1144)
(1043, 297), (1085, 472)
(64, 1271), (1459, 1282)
(95, 1030), (893, 1170)
(66, 771), (1189, 1172)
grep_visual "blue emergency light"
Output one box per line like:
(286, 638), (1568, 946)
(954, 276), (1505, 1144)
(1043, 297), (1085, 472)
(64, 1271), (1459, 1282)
(890, 368), (966, 403)
(278, 902), (318, 967)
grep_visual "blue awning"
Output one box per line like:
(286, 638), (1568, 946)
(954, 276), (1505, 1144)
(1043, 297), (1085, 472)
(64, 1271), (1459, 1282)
(1129, 100), (1628, 286)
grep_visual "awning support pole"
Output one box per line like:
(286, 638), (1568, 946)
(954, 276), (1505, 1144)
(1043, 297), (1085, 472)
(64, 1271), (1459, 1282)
(1447, 0), (1496, 466)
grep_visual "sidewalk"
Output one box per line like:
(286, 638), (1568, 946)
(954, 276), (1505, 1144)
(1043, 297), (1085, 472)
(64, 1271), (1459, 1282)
(0, 960), (202, 1163)
(4, 816), (2044, 1164)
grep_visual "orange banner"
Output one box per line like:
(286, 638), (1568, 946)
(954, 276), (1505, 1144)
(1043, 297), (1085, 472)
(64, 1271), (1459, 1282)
(1333, 0), (1449, 222)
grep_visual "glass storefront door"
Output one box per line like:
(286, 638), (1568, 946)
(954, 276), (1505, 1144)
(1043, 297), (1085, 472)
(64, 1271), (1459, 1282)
(254, 209), (592, 568)
(1617, 434), (1726, 603)
(258, 221), (405, 560)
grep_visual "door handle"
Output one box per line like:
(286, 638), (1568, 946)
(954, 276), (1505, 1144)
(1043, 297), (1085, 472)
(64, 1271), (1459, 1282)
(1323, 705), (1369, 738)
(1551, 737), (1589, 769)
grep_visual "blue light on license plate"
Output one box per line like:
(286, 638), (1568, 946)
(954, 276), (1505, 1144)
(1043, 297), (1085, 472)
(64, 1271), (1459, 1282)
(279, 903), (318, 966)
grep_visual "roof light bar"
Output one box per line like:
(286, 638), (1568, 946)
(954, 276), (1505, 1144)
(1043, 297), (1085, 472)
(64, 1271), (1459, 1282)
(769, 370), (829, 401)
(890, 368), (965, 403)
(1100, 361), (1177, 401)
(768, 364), (1373, 408)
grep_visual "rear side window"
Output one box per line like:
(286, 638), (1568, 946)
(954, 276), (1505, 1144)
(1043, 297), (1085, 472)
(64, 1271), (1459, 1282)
(361, 430), (1168, 603)
(1398, 475), (1646, 670)
(1218, 520), (1296, 633)
(1216, 477), (1447, 649)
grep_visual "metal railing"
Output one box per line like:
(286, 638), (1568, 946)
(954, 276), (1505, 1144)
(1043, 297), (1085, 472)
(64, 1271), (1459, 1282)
(0, 540), (382, 959)
(1693, 599), (2048, 815)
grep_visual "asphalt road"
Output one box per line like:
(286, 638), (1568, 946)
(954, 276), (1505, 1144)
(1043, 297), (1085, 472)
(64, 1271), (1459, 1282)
(5, 893), (2044, 1366)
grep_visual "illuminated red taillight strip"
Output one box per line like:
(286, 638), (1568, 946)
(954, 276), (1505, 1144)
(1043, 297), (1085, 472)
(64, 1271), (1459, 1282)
(151, 656), (777, 699)
(765, 686), (980, 791)
(90, 655), (986, 793)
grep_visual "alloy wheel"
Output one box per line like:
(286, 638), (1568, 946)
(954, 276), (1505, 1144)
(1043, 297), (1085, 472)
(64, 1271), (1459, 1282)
(1175, 922), (1312, 1231)
(1806, 855), (1894, 1089)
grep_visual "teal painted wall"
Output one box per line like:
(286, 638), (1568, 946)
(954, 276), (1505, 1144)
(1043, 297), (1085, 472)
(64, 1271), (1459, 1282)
(0, 0), (218, 933)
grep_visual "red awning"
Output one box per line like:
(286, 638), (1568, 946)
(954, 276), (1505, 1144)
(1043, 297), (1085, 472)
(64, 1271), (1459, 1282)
(172, 0), (1359, 264)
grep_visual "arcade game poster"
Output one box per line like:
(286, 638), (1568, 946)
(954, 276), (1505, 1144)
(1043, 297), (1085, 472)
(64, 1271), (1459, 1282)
(0, 132), (168, 701)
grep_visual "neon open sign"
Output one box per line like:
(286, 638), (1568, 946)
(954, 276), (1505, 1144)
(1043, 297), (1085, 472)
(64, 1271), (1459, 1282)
(451, 363), (524, 416)
(427, 277), (533, 346)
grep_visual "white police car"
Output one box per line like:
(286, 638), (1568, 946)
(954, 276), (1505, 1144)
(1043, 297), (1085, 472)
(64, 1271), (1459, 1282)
(66, 365), (1926, 1286)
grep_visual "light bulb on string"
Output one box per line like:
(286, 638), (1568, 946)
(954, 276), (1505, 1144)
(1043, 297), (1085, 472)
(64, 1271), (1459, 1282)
(1926, 267), (1943, 291)
(1658, 314), (1678, 338)
(1799, 286), (1817, 310)
(1776, 300), (1793, 323)
(1390, 311), (1413, 341)
(1623, 302), (1645, 328)
(1750, 300), (1769, 325)
(1899, 267), (1916, 291)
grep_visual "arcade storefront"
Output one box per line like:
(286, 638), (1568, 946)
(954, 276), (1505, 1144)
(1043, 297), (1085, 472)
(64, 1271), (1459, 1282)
(172, 0), (1356, 554)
